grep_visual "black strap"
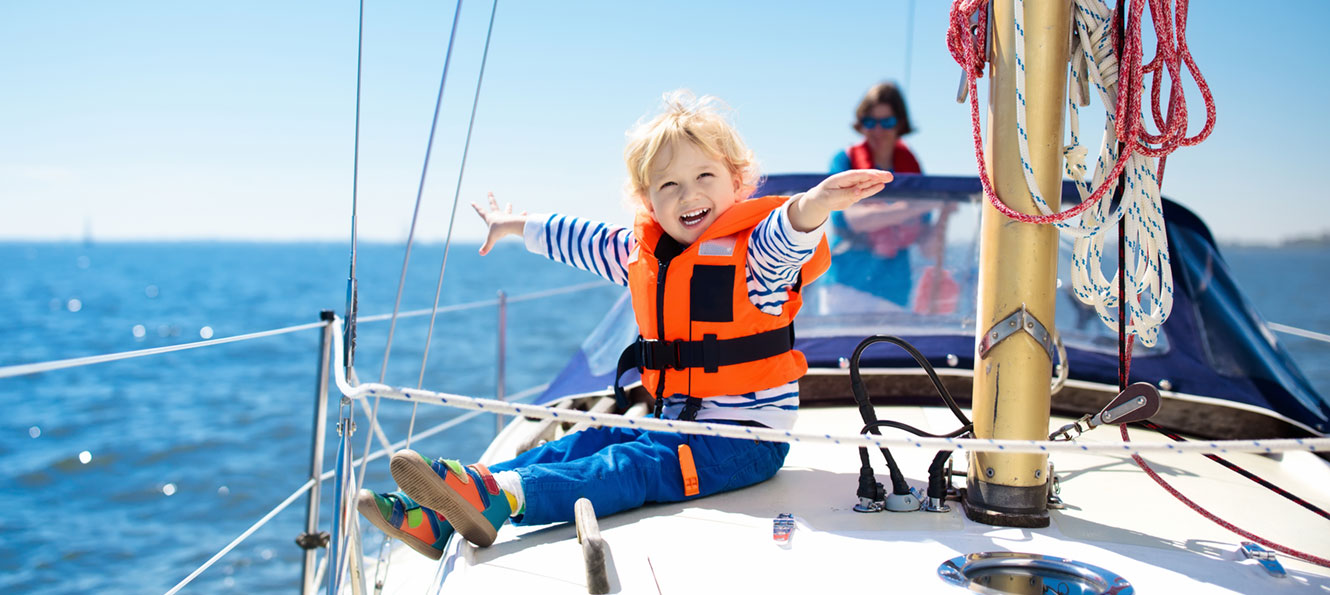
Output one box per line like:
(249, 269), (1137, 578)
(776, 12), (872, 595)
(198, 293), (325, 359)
(679, 397), (703, 421)
(632, 324), (794, 371)
(613, 324), (795, 411)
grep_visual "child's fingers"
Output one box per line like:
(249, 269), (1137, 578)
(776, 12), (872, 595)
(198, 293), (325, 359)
(488, 192), (499, 210)
(854, 183), (887, 199)
(853, 180), (886, 193)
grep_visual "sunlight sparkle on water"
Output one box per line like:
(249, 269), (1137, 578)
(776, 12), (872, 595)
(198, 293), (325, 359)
(132, 325), (146, 339)
(66, 299), (82, 313)
(162, 483), (177, 496)
(78, 451), (92, 464)
(199, 326), (214, 339)
(28, 426), (41, 439)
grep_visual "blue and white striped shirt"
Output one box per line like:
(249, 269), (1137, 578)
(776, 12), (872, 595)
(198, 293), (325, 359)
(523, 197), (825, 430)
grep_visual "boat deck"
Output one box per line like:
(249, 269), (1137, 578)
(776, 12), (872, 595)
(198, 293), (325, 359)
(373, 405), (1330, 593)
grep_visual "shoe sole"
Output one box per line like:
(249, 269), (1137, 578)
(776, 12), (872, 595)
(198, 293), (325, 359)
(391, 450), (499, 548)
(355, 489), (444, 560)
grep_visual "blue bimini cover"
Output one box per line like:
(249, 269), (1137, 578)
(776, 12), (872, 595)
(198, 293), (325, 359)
(535, 174), (1329, 436)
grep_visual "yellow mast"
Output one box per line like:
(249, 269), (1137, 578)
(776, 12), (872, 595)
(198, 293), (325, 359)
(965, 0), (1072, 527)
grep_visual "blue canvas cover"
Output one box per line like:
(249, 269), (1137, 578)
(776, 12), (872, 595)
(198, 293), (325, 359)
(535, 174), (1329, 436)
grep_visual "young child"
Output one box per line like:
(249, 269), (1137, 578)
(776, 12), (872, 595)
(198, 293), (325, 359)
(357, 91), (892, 559)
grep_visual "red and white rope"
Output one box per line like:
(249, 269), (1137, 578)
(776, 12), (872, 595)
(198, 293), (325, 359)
(946, 0), (1216, 347)
(1122, 424), (1330, 568)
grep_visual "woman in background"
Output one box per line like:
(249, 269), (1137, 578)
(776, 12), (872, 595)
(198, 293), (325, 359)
(825, 82), (940, 309)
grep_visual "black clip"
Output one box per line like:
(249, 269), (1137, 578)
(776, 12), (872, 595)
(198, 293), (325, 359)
(637, 337), (683, 371)
(295, 531), (330, 550)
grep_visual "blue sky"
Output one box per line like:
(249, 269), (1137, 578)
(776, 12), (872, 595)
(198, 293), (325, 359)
(2, 0), (1326, 243)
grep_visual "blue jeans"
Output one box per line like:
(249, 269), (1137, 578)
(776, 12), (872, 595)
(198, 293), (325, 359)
(488, 422), (789, 526)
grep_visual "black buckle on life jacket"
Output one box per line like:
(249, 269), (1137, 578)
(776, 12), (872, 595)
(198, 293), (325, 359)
(635, 336), (687, 371)
(613, 325), (795, 412)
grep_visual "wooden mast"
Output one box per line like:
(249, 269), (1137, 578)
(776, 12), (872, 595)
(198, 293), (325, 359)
(965, 0), (1073, 527)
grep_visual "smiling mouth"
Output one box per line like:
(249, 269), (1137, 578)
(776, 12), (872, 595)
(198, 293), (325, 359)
(679, 207), (710, 228)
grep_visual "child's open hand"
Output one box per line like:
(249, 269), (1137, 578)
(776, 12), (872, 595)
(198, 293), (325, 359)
(471, 192), (529, 255)
(788, 170), (894, 232)
(808, 169), (894, 210)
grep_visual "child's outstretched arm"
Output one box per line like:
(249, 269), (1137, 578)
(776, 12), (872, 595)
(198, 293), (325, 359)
(787, 170), (894, 232)
(474, 192), (635, 287)
(471, 192), (529, 255)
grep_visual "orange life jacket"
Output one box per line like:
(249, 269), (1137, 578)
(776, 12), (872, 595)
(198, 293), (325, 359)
(614, 195), (830, 413)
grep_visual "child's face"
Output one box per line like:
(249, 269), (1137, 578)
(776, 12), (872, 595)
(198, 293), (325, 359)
(643, 140), (742, 246)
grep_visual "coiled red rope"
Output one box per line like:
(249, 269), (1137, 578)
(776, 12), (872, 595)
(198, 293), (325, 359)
(945, 0), (1215, 224)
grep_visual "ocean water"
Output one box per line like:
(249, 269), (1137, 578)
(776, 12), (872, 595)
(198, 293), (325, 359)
(1, 241), (1327, 594)
(0, 241), (624, 594)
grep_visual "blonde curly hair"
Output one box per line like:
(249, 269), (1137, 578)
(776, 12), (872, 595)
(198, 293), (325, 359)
(623, 90), (759, 206)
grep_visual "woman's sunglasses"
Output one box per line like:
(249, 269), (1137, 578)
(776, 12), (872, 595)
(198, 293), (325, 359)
(860, 116), (898, 130)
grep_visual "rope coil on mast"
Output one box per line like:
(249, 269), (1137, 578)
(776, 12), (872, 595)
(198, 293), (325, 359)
(947, 0), (1216, 346)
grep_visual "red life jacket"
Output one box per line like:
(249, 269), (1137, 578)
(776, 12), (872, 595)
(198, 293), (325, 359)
(847, 140), (922, 173)
(614, 196), (830, 413)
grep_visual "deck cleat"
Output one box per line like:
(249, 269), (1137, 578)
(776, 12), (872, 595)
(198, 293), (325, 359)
(1239, 542), (1286, 578)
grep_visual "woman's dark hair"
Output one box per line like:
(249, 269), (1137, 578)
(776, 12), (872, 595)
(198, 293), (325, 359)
(853, 82), (913, 135)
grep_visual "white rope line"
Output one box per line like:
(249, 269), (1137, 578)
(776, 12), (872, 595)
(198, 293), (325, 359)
(2, 281), (609, 382)
(348, 381), (1329, 456)
(164, 479), (316, 595)
(0, 321), (327, 379)
(351, 280), (609, 323)
(347, 382), (549, 474)
(1269, 322), (1330, 344)
(328, 319), (1327, 456)
(1012, 0), (1173, 347)
(166, 385), (539, 594)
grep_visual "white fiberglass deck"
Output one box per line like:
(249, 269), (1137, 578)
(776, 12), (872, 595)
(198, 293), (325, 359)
(371, 405), (1330, 594)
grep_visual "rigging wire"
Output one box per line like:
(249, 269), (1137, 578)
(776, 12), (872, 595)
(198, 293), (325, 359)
(0, 320), (326, 379)
(163, 479), (317, 595)
(357, 0), (466, 495)
(373, 0), (465, 388)
(344, 0), (366, 373)
(408, 0), (502, 448)
(0, 282), (606, 380)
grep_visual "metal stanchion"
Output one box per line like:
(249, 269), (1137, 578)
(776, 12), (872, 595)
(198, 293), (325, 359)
(299, 310), (335, 594)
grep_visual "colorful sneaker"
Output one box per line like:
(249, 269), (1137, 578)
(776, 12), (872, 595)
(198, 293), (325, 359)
(390, 449), (511, 548)
(355, 489), (453, 560)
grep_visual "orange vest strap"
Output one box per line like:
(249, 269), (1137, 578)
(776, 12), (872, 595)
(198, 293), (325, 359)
(677, 444), (700, 497)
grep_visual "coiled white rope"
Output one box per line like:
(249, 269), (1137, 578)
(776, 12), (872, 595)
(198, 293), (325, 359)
(1014, 0), (1172, 347)
(331, 320), (1329, 456)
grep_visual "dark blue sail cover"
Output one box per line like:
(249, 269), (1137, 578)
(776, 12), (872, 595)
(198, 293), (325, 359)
(536, 174), (1329, 436)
